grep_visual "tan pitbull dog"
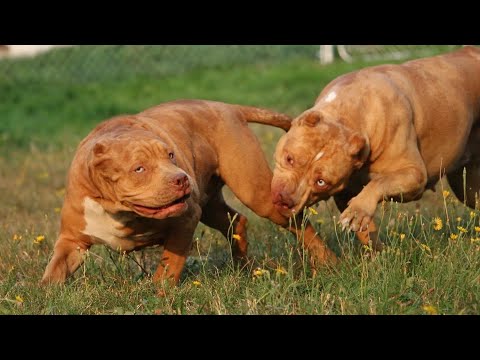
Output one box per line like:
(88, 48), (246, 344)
(42, 100), (337, 286)
(272, 46), (480, 252)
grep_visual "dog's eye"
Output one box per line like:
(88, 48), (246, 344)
(286, 154), (294, 166)
(169, 152), (175, 160)
(134, 166), (145, 173)
(316, 179), (326, 187)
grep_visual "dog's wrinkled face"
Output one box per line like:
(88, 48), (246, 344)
(89, 131), (192, 219)
(271, 111), (368, 217)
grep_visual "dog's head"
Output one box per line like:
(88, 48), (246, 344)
(88, 129), (193, 219)
(271, 110), (369, 217)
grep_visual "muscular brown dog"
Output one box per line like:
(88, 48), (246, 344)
(42, 100), (337, 286)
(272, 46), (480, 252)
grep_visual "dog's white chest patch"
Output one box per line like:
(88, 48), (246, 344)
(323, 91), (337, 103)
(82, 197), (133, 250)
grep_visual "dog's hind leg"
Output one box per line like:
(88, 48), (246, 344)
(447, 126), (480, 209)
(447, 162), (480, 209)
(200, 191), (248, 261)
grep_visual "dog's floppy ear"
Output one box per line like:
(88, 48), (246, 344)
(347, 132), (369, 168)
(90, 141), (116, 174)
(302, 111), (322, 127)
(93, 142), (107, 157)
(91, 141), (110, 167)
(89, 140), (121, 182)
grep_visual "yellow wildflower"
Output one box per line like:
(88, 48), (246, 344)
(400, 233), (406, 241)
(232, 234), (241, 241)
(420, 243), (431, 252)
(457, 226), (467, 233)
(450, 233), (458, 241)
(275, 266), (287, 275)
(363, 244), (373, 252)
(15, 295), (24, 303)
(433, 217), (443, 231)
(192, 280), (201, 287)
(456, 217), (462, 222)
(253, 268), (267, 278)
(308, 207), (318, 215)
(442, 190), (450, 198)
(470, 211), (476, 219)
(475, 226), (480, 232)
(33, 235), (45, 244)
(12, 234), (22, 241)
(471, 238), (480, 244)
(422, 305), (438, 315)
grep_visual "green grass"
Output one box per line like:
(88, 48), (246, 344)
(1, 46), (478, 314)
(0, 57), (376, 152)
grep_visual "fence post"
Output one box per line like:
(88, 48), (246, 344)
(319, 45), (335, 64)
(337, 45), (353, 63)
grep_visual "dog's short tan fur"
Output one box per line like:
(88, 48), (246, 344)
(272, 46), (480, 251)
(42, 100), (337, 287)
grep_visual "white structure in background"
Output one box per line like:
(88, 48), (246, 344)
(0, 45), (74, 59)
(318, 45), (335, 64)
(318, 45), (464, 64)
(319, 45), (353, 64)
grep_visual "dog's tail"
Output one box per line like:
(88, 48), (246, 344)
(233, 105), (292, 131)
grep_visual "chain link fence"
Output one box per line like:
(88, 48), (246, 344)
(339, 45), (462, 62)
(319, 45), (464, 64)
(0, 45), (321, 85)
(0, 45), (468, 86)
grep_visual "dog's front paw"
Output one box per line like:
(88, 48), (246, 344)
(339, 200), (375, 232)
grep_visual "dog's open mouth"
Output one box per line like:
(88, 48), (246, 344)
(274, 203), (296, 217)
(131, 193), (191, 217)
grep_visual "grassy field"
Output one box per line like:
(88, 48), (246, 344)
(1, 46), (479, 314)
